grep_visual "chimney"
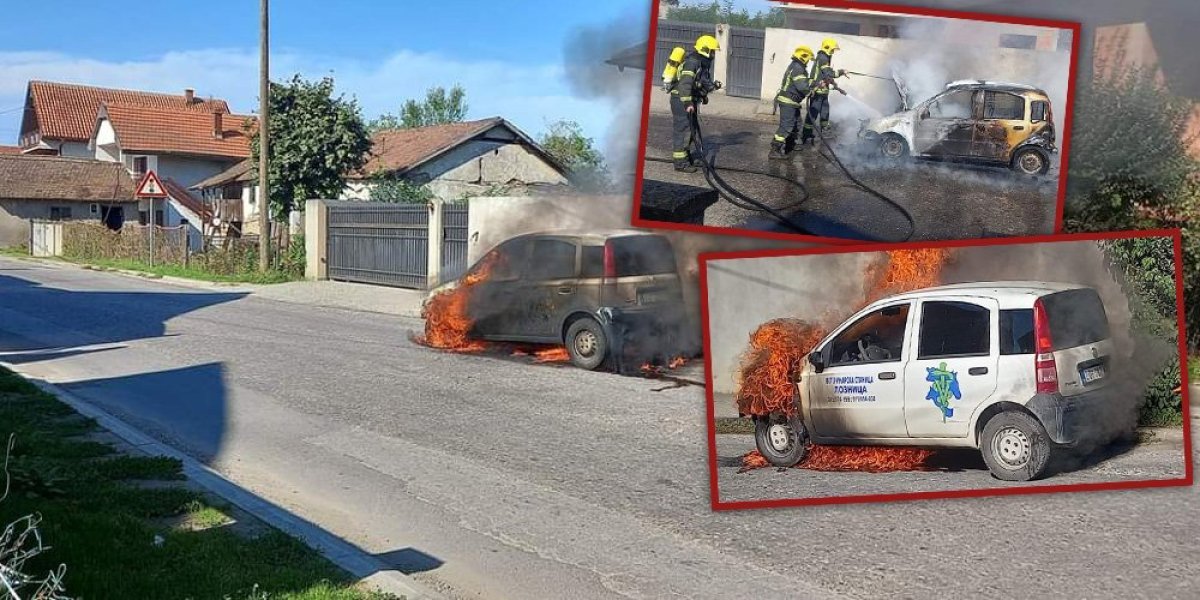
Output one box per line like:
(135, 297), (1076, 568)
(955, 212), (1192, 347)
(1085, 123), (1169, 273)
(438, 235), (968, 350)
(213, 110), (224, 139)
(184, 88), (195, 104)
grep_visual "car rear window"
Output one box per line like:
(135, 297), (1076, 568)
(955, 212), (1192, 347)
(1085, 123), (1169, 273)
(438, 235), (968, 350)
(1000, 309), (1035, 355)
(1031, 100), (1048, 123)
(1041, 289), (1110, 350)
(984, 91), (1024, 120)
(609, 236), (676, 276)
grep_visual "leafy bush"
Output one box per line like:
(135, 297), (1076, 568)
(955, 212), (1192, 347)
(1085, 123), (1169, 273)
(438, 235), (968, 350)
(1140, 359), (1183, 426)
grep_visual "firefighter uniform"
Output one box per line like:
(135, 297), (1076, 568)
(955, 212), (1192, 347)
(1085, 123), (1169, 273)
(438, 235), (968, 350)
(809, 37), (845, 139)
(670, 35), (720, 173)
(771, 46), (814, 159)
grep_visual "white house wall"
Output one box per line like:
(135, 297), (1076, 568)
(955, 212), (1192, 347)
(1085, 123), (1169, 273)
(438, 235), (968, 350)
(760, 28), (1071, 136)
(156, 155), (239, 189)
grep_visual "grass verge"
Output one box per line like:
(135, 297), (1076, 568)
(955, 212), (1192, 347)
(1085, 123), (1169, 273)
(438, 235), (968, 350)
(0, 366), (396, 599)
(69, 257), (300, 284)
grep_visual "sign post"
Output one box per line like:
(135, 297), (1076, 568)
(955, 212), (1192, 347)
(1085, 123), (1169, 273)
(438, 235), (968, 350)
(135, 171), (168, 267)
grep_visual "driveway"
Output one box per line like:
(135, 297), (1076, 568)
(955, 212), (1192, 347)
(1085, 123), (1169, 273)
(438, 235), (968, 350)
(641, 113), (1060, 242)
(1, 257), (1197, 600)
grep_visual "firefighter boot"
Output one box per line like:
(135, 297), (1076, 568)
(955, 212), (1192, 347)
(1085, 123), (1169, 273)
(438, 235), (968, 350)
(674, 160), (699, 173)
(769, 142), (788, 160)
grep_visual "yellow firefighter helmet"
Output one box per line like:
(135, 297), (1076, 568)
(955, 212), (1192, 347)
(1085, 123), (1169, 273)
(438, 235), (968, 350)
(792, 45), (814, 63)
(695, 34), (720, 57)
(821, 37), (840, 54)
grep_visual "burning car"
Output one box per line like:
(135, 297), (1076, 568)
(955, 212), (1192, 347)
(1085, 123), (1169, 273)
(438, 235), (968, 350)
(751, 282), (1116, 481)
(858, 80), (1057, 176)
(423, 230), (689, 371)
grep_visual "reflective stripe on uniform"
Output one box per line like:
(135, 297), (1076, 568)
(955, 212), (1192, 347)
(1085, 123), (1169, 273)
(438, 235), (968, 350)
(776, 96), (801, 106)
(679, 96), (692, 101)
(679, 70), (696, 77)
(773, 134), (786, 142)
(672, 151), (690, 159)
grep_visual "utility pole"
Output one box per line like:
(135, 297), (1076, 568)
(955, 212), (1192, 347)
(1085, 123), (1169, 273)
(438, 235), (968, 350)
(258, 0), (271, 271)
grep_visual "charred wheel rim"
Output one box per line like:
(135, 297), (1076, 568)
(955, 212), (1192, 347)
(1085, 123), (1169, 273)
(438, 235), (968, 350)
(1017, 151), (1044, 174)
(881, 137), (904, 158)
(767, 420), (795, 454)
(992, 426), (1032, 468)
(573, 329), (599, 358)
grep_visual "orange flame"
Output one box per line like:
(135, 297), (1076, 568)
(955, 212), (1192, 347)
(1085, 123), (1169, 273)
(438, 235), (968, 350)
(531, 347), (570, 363)
(734, 319), (827, 417)
(740, 447), (934, 472)
(418, 253), (498, 352)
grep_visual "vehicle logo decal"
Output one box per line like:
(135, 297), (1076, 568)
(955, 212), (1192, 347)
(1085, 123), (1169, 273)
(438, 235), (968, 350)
(925, 362), (961, 421)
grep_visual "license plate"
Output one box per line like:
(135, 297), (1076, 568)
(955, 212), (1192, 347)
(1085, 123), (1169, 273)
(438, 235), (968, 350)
(639, 291), (666, 304)
(1080, 365), (1105, 384)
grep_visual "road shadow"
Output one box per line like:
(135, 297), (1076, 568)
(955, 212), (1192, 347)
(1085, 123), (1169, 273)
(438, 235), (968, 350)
(376, 548), (445, 575)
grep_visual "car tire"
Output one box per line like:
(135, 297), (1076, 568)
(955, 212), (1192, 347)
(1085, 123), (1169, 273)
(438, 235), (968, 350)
(754, 413), (809, 468)
(980, 411), (1052, 481)
(565, 318), (608, 371)
(879, 134), (909, 161)
(1011, 147), (1050, 175)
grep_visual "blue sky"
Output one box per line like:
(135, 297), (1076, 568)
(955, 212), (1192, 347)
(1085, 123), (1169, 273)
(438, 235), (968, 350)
(0, 0), (771, 155)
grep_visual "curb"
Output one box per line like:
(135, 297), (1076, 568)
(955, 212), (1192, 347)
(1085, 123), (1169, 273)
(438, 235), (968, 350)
(2, 364), (442, 600)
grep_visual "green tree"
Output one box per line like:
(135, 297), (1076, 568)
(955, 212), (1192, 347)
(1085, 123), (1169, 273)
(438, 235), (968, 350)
(538, 120), (608, 189)
(1062, 68), (1197, 232)
(368, 85), (468, 133)
(251, 75), (372, 219)
(370, 178), (435, 204)
(667, 0), (784, 28)
(1100, 237), (1178, 340)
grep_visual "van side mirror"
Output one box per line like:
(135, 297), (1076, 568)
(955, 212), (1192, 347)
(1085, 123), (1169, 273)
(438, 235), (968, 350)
(808, 351), (825, 373)
(920, 108), (930, 120)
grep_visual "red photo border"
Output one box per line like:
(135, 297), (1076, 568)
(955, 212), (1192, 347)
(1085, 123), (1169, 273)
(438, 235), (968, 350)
(630, 0), (1082, 245)
(698, 228), (1194, 511)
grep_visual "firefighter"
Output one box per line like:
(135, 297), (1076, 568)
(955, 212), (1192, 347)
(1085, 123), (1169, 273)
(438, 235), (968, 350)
(770, 44), (815, 160)
(662, 47), (686, 92)
(808, 37), (847, 142)
(669, 34), (721, 173)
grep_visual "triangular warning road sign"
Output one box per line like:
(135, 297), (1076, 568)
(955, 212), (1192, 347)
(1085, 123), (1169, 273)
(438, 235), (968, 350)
(135, 170), (169, 198)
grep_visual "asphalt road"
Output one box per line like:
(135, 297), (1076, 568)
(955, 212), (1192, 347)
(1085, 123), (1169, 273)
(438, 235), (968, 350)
(716, 430), (1188, 503)
(2, 258), (1198, 600)
(642, 113), (1060, 242)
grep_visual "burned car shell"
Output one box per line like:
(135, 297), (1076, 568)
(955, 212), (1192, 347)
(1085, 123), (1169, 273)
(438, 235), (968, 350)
(860, 80), (1057, 174)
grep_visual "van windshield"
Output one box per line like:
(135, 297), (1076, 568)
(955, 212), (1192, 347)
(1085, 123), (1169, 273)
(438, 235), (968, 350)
(1041, 289), (1110, 350)
(610, 236), (676, 276)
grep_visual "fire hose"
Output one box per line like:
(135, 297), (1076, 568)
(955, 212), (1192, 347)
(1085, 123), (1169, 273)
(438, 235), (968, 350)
(646, 89), (916, 240)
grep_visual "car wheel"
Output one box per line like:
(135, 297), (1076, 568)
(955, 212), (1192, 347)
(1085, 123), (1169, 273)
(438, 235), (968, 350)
(565, 318), (608, 371)
(1011, 147), (1050, 175)
(754, 413), (809, 467)
(879, 134), (909, 161)
(980, 411), (1052, 481)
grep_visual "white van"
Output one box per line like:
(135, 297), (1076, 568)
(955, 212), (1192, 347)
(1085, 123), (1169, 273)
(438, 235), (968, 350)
(753, 282), (1115, 481)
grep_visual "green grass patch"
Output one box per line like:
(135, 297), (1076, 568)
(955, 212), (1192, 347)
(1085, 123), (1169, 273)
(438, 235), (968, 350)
(1189, 356), (1199, 386)
(64, 256), (300, 284)
(0, 366), (394, 599)
(0, 245), (29, 257)
(715, 417), (754, 435)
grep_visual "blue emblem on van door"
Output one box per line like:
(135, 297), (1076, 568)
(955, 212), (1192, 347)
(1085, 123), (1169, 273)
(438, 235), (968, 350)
(925, 362), (961, 421)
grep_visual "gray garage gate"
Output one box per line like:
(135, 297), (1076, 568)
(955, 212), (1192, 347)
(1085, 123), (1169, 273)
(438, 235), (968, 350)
(327, 201), (429, 288)
(726, 26), (765, 99)
(653, 21), (715, 80)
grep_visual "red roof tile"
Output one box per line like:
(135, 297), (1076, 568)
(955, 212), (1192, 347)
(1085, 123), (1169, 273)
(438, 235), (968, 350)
(359, 118), (505, 176)
(102, 102), (257, 159)
(0, 155), (135, 201)
(27, 80), (232, 143)
(0, 146), (21, 155)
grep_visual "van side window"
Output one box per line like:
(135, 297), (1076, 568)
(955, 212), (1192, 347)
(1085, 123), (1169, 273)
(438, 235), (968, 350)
(1000, 309), (1035, 355)
(580, 246), (605, 278)
(827, 303), (910, 366)
(1030, 100), (1048, 123)
(918, 301), (991, 359)
(984, 91), (1024, 120)
(489, 238), (530, 281)
(927, 90), (972, 119)
(530, 239), (577, 280)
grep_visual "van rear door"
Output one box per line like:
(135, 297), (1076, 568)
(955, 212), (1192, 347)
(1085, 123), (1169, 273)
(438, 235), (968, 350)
(1039, 288), (1113, 397)
(602, 235), (682, 309)
(902, 297), (1000, 438)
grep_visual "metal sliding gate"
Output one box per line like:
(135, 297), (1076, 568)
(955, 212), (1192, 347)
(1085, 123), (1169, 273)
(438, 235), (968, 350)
(441, 205), (469, 282)
(327, 201), (428, 289)
(653, 21), (715, 80)
(726, 26), (765, 99)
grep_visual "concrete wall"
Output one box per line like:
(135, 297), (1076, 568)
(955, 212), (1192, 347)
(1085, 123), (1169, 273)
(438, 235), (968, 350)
(58, 142), (92, 158)
(761, 26), (1071, 136)
(0, 199), (139, 248)
(706, 253), (877, 394)
(156, 154), (239, 189)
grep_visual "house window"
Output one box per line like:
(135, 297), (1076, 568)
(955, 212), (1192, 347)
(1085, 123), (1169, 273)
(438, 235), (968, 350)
(999, 34), (1038, 50)
(132, 156), (149, 178)
(49, 206), (73, 221)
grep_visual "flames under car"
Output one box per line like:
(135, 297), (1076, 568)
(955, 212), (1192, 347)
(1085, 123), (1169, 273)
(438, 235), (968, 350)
(859, 80), (1057, 176)
(424, 230), (692, 371)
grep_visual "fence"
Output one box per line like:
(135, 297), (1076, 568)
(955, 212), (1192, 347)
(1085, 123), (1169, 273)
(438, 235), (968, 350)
(326, 201), (430, 288)
(61, 222), (188, 266)
(442, 205), (469, 281)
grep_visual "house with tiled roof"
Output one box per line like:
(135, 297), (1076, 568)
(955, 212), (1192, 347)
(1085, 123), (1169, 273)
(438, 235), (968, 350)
(341, 117), (569, 201)
(18, 81), (230, 158)
(0, 155), (137, 247)
(0, 146), (21, 155)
